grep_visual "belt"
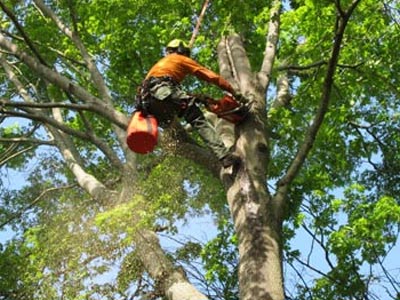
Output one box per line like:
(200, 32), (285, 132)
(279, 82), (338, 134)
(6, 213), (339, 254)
(147, 76), (177, 87)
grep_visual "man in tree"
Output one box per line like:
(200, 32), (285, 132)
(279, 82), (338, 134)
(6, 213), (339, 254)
(136, 39), (241, 167)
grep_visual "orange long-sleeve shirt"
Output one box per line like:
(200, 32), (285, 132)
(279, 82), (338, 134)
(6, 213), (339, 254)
(145, 53), (233, 93)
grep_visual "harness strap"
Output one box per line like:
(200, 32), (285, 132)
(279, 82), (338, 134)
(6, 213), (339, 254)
(136, 76), (179, 114)
(146, 76), (178, 88)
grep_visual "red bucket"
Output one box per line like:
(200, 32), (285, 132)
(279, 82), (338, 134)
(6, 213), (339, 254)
(126, 111), (158, 154)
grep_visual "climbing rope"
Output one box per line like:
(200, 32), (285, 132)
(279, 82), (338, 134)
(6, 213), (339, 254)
(188, 0), (210, 48)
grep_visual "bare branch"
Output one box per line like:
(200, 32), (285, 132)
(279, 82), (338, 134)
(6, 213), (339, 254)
(377, 255), (400, 298)
(292, 254), (333, 281)
(0, 112), (53, 166)
(301, 224), (335, 270)
(227, 34), (252, 92)
(0, 145), (35, 167)
(0, 137), (54, 145)
(161, 123), (221, 178)
(277, 61), (326, 72)
(285, 259), (314, 300)
(258, 0), (281, 91)
(272, 74), (292, 109)
(217, 37), (237, 88)
(2, 108), (92, 140)
(1, 98), (127, 129)
(2, 98), (99, 111)
(334, 0), (362, 19)
(277, 60), (364, 75)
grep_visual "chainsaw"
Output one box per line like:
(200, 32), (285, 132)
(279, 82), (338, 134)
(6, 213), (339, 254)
(198, 93), (250, 124)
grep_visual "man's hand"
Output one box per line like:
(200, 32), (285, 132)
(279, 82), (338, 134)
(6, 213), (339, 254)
(232, 91), (247, 103)
(234, 93), (248, 103)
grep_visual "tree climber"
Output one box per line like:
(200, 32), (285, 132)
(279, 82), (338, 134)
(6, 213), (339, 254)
(136, 39), (241, 168)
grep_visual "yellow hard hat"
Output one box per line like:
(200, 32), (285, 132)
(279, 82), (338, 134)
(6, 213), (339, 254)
(166, 39), (190, 56)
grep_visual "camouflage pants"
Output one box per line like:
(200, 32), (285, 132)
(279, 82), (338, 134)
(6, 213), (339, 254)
(145, 79), (230, 160)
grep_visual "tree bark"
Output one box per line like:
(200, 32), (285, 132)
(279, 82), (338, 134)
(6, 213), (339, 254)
(216, 1), (285, 299)
(218, 37), (285, 300)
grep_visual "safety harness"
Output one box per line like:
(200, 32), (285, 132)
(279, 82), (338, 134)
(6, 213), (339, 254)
(136, 76), (178, 114)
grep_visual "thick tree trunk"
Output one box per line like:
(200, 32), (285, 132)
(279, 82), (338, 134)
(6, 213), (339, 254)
(217, 8), (285, 296)
(227, 181), (284, 300)
(224, 132), (285, 300)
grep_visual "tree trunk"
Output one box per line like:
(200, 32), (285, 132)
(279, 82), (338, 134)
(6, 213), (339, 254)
(217, 11), (285, 296)
(225, 165), (284, 300)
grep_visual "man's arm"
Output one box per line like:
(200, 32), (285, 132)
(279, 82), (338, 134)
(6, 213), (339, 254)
(193, 67), (234, 93)
(182, 56), (234, 93)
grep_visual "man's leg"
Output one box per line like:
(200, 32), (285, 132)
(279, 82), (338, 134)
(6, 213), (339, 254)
(182, 103), (240, 168)
(182, 103), (228, 158)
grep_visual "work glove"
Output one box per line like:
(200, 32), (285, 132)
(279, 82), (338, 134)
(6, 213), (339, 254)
(232, 91), (247, 103)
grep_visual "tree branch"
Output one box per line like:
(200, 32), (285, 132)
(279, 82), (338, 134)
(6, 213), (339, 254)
(301, 224), (335, 271)
(34, 0), (130, 149)
(135, 229), (209, 300)
(1, 57), (124, 171)
(276, 2), (361, 192)
(2, 108), (91, 141)
(1, 98), (127, 129)
(292, 254), (334, 281)
(1, 26), (86, 68)
(0, 145), (35, 167)
(276, 60), (326, 72)
(55, 132), (119, 202)
(217, 37), (237, 88)
(4, 106), (124, 171)
(0, 32), (129, 129)
(33, 0), (111, 103)
(227, 34), (252, 92)
(0, 0), (48, 65)
(1, 98), (113, 116)
(271, 74), (292, 109)
(377, 255), (400, 297)
(32, 0), (130, 153)
(0, 137), (54, 145)
(160, 123), (221, 178)
(277, 60), (364, 75)
(285, 259), (314, 300)
(258, 0), (281, 91)
(0, 120), (50, 166)
(0, 185), (76, 229)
